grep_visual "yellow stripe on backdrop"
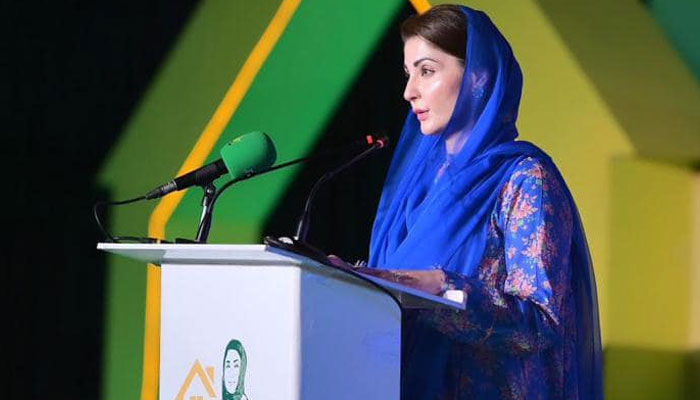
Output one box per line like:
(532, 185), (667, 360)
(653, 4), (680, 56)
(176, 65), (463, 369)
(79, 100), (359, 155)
(409, 0), (432, 14)
(140, 1), (302, 399)
(692, 175), (700, 349)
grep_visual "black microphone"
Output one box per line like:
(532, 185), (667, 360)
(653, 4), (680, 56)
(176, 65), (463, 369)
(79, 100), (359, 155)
(144, 131), (276, 199)
(294, 136), (389, 242)
(145, 160), (226, 200)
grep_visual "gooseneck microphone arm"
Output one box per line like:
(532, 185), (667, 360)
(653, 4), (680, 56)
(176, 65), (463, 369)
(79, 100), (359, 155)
(294, 137), (388, 243)
(212, 154), (319, 206)
(193, 156), (315, 243)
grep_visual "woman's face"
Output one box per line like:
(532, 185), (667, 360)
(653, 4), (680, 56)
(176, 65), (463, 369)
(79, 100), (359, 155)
(403, 36), (464, 135)
(223, 349), (241, 393)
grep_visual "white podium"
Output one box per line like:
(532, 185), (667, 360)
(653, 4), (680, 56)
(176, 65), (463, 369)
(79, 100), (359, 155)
(99, 243), (463, 400)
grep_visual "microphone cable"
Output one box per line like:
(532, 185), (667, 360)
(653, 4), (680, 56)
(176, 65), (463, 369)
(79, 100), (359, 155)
(92, 196), (170, 243)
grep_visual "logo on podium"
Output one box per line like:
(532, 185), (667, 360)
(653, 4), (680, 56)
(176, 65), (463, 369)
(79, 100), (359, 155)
(175, 339), (250, 400)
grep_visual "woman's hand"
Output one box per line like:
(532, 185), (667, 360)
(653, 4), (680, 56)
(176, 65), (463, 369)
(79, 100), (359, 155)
(326, 256), (447, 295)
(355, 268), (447, 295)
(390, 270), (447, 295)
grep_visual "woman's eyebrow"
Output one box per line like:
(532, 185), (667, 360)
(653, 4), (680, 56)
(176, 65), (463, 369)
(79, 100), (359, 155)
(413, 57), (439, 67)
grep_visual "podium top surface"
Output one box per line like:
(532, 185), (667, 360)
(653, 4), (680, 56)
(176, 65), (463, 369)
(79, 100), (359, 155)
(97, 243), (297, 265)
(97, 243), (465, 310)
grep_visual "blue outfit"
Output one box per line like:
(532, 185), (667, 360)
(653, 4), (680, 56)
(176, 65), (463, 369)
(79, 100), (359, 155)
(368, 6), (603, 400)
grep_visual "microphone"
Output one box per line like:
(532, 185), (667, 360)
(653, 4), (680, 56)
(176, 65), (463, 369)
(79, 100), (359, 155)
(294, 135), (389, 242)
(145, 131), (277, 199)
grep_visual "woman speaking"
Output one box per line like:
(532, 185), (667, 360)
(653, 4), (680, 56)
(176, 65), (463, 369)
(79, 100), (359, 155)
(364, 4), (602, 399)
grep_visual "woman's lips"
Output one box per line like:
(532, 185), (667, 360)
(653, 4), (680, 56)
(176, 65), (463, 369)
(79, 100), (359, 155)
(415, 109), (429, 121)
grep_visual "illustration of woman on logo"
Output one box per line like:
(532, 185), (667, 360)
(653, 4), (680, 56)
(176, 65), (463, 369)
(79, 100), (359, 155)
(222, 339), (249, 400)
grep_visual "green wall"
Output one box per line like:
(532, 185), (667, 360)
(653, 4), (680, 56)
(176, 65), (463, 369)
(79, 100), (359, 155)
(651, 0), (700, 81)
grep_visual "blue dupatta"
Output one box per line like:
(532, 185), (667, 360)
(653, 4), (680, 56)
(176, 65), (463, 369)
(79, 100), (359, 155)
(369, 6), (603, 399)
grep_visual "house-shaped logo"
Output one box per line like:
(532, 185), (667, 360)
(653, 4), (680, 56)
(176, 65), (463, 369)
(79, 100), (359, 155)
(175, 359), (217, 400)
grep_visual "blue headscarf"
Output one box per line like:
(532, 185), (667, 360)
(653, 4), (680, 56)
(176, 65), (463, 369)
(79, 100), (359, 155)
(369, 6), (602, 399)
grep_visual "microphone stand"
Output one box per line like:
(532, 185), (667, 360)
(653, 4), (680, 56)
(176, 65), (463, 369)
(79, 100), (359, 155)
(265, 138), (388, 262)
(195, 182), (217, 243)
(294, 141), (386, 243)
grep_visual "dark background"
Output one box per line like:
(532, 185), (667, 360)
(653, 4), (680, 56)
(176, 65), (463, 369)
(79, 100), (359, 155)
(7, 2), (200, 398)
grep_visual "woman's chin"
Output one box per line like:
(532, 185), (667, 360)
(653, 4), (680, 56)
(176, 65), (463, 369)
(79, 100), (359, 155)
(419, 124), (439, 135)
(420, 125), (445, 136)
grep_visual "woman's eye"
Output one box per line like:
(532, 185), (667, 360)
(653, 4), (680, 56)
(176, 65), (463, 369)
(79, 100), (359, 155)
(421, 68), (434, 77)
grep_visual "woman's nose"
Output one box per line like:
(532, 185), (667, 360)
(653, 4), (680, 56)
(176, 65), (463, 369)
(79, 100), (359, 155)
(403, 76), (418, 102)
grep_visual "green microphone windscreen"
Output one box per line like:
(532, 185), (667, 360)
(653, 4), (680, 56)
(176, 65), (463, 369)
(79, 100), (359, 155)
(219, 131), (277, 180)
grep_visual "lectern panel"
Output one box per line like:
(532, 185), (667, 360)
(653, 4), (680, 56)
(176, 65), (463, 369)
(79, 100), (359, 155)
(160, 264), (301, 400)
